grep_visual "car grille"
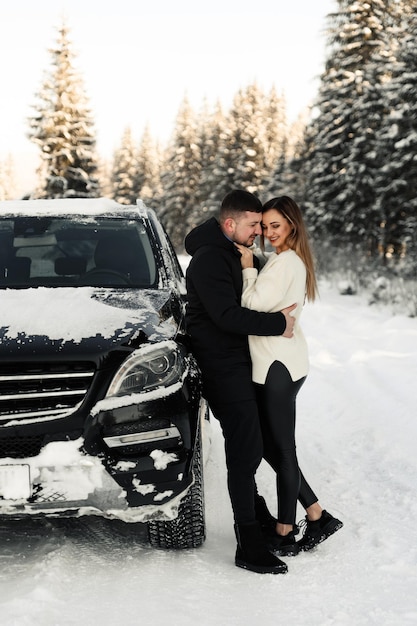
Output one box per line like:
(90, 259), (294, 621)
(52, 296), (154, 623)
(0, 434), (45, 459)
(0, 361), (96, 426)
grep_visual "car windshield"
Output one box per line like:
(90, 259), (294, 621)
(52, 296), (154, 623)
(0, 216), (158, 288)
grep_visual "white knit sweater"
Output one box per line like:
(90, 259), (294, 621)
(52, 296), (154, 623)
(241, 249), (309, 383)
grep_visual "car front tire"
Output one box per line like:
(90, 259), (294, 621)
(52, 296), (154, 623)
(147, 423), (205, 549)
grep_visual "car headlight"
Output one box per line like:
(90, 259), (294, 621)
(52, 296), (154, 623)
(107, 341), (186, 397)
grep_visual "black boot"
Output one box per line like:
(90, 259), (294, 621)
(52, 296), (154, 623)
(254, 494), (277, 532)
(235, 522), (288, 574)
(265, 528), (300, 557)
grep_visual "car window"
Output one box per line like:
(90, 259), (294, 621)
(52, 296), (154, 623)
(0, 217), (158, 288)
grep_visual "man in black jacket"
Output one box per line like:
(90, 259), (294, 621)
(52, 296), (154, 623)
(185, 189), (296, 574)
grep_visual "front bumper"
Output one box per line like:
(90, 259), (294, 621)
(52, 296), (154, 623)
(0, 439), (191, 523)
(0, 384), (204, 522)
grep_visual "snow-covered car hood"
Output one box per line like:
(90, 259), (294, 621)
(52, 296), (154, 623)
(0, 287), (182, 358)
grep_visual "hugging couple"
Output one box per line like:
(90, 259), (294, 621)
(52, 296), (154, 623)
(184, 189), (342, 574)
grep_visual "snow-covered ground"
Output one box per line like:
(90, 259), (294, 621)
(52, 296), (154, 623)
(0, 278), (416, 626)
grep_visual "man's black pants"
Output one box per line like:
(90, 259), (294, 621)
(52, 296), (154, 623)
(208, 397), (264, 525)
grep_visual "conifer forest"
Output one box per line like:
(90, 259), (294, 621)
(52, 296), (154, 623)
(1, 1), (416, 310)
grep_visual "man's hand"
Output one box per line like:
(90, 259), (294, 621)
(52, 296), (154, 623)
(281, 303), (297, 337)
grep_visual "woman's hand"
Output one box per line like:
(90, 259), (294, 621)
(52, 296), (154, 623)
(235, 243), (254, 269)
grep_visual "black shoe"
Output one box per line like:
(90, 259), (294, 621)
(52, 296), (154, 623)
(254, 494), (277, 532)
(265, 528), (300, 557)
(297, 510), (343, 552)
(235, 522), (288, 574)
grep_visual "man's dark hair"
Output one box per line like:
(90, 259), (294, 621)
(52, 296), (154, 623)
(220, 189), (262, 222)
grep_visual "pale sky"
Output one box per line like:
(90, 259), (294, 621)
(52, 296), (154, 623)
(1, 0), (335, 193)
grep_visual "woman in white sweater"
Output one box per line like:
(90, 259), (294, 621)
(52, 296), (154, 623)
(236, 196), (342, 556)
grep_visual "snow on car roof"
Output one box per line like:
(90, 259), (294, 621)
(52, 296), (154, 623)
(0, 197), (149, 218)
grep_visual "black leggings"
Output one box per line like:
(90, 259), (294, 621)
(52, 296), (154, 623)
(255, 360), (318, 525)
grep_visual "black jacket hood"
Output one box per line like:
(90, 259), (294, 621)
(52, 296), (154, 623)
(185, 217), (237, 257)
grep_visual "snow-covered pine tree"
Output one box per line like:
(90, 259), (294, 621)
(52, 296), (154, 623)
(262, 86), (289, 193)
(0, 156), (16, 200)
(111, 127), (141, 205)
(28, 21), (100, 199)
(225, 82), (269, 195)
(375, 1), (417, 267)
(203, 111), (238, 214)
(270, 107), (311, 201)
(158, 96), (201, 251)
(136, 125), (162, 207)
(96, 158), (112, 199)
(198, 82), (270, 217)
(187, 83), (291, 225)
(189, 100), (226, 225)
(304, 0), (395, 251)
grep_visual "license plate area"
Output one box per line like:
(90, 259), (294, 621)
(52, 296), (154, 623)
(0, 464), (31, 500)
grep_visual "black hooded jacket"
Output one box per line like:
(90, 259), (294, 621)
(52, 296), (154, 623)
(185, 217), (286, 401)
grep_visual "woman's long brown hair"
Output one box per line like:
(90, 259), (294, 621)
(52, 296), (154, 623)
(262, 196), (318, 302)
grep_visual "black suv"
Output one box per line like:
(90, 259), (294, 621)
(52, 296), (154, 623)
(0, 197), (206, 549)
